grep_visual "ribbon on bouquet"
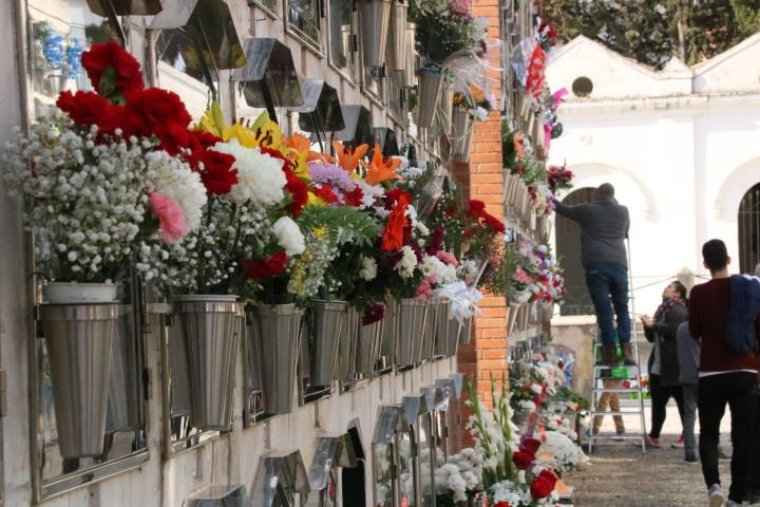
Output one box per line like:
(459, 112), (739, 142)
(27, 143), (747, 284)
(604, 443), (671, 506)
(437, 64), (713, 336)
(435, 281), (483, 323)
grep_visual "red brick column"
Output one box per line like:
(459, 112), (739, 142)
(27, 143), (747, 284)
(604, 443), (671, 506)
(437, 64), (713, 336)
(454, 0), (507, 448)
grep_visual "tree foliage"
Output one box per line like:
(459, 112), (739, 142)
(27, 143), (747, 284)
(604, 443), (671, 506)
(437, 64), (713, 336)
(538, 0), (760, 68)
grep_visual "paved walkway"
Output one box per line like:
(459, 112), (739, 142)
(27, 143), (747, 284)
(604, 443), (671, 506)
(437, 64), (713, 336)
(565, 404), (740, 506)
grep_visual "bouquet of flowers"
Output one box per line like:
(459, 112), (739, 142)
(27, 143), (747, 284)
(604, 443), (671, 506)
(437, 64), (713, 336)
(2, 42), (207, 286)
(546, 163), (573, 194)
(536, 431), (584, 473)
(413, 0), (488, 67)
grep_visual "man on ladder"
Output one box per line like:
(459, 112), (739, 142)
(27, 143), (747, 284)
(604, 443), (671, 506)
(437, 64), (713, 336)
(554, 183), (636, 366)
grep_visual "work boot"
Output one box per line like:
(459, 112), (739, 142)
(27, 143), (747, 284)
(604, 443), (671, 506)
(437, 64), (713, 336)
(603, 345), (617, 367)
(621, 342), (637, 365)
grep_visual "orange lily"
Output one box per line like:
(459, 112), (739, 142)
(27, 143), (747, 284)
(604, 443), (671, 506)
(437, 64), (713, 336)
(365, 143), (401, 185)
(287, 132), (333, 164)
(332, 140), (368, 173)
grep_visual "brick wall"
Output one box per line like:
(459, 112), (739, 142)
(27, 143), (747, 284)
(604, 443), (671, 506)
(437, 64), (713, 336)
(454, 0), (508, 448)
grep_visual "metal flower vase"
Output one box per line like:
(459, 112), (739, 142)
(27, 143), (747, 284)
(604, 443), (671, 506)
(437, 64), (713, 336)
(396, 298), (427, 368)
(379, 299), (398, 369)
(437, 80), (454, 135)
(106, 306), (140, 432)
(309, 300), (346, 386)
(420, 299), (441, 360)
(39, 303), (120, 458)
(460, 316), (472, 345)
(434, 299), (454, 357)
(386, 0), (408, 72)
(416, 67), (442, 128)
(337, 306), (361, 380)
(403, 23), (417, 88)
(452, 108), (474, 161)
(360, 0), (392, 70)
(249, 304), (303, 415)
(356, 319), (383, 376)
(175, 295), (243, 430)
(507, 304), (521, 335)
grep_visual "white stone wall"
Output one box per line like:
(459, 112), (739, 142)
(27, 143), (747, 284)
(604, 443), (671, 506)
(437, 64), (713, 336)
(0, 2), (454, 506)
(546, 36), (760, 316)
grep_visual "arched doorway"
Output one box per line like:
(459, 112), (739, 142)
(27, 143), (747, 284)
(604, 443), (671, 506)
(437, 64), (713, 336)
(738, 182), (760, 274)
(555, 187), (596, 316)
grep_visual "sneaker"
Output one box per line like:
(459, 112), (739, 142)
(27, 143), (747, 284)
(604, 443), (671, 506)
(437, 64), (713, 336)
(646, 435), (660, 448)
(684, 454), (698, 463)
(709, 484), (725, 507)
(671, 435), (685, 449)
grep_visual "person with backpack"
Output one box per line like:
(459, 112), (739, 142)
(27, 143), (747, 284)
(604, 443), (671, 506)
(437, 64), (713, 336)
(689, 239), (760, 507)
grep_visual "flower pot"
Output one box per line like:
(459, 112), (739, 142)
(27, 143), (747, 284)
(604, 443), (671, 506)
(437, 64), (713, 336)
(106, 306), (140, 432)
(403, 23), (417, 88)
(386, 0), (408, 72)
(39, 303), (119, 458)
(459, 316), (472, 345)
(175, 295), (243, 430)
(359, 0), (392, 69)
(309, 300), (346, 387)
(379, 299), (398, 368)
(507, 304), (520, 335)
(356, 319), (383, 376)
(540, 302), (553, 323)
(436, 80), (454, 135)
(44, 282), (118, 304)
(248, 304), (303, 415)
(451, 108), (474, 161)
(434, 299), (454, 357)
(416, 68), (442, 128)
(396, 298), (427, 368)
(337, 306), (361, 380)
(420, 299), (440, 360)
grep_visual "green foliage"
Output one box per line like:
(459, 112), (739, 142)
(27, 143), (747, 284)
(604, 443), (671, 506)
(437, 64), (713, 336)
(297, 205), (380, 248)
(540, 0), (760, 68)
(483, 241), (522, 300)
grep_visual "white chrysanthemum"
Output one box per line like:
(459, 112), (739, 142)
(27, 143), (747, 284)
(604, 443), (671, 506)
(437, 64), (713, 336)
(272, 216), (305, 256)
(395, 246), (417, 279)
(421, 255), (458, 284)
(359, 256), (378, 281)
(212, 141), (286, 206)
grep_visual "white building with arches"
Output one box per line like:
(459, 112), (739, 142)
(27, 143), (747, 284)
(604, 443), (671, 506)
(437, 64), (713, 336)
(546, 33), (760, 317)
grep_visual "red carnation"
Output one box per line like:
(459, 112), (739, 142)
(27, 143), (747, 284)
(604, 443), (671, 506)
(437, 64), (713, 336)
(466, 199), (486, 217)
(343, 186), (364, 207)
(512, 450), (535, 470)
(385, 188), (412, 209)
(520, 437), (542, 454)
(362, 303), (385, 325)
(311, 184), (338, 204)
(483, 211), (506, 233)
(56, 90), (125, 135)
(494, 502), (510, 507)
(124, 88), (192, 138)
(81, 42), (144, 98)
(241, 251), (290, 281)
(198, 149), (238, 195)
(283, 166), (309, 217)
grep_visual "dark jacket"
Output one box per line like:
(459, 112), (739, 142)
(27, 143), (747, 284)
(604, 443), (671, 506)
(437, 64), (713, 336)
(646, 302), (688, 386)
(553, 198), (630, 268)
(676, 321), (700, 385)
(726, 274), (760, 355)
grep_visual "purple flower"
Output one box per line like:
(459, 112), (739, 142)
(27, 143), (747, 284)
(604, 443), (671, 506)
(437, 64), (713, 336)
(308, 162), (358, 192)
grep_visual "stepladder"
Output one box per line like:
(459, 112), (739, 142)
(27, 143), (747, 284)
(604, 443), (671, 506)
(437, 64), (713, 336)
(587, 335), (648, 454)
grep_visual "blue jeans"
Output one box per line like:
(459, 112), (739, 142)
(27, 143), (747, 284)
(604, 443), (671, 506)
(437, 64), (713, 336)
(585, 262), (631, 346)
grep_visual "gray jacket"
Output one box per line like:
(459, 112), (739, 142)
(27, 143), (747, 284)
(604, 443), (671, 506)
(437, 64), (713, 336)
(554, 198), (630, 268)
(676, 321), (700, 385)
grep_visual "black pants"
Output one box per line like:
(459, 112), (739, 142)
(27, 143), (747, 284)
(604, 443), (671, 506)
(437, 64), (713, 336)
(751, 392), (760, 490)
(698, 372), (757, 503)
(649, 373), (684, 439)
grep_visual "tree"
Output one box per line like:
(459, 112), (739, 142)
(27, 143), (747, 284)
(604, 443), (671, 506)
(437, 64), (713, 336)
(538, 0), (760, 68)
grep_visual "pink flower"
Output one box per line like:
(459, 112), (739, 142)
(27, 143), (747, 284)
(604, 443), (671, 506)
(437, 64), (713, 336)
(513, 267), (533, 284)
(149, 192), (189, 244)
(449, 0), (470, 15)
(436, 250), (459, 267)
(416, 276), (436, 300)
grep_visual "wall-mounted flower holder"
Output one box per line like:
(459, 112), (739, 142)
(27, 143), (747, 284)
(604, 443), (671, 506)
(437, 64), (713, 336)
(402, 23), (417, 89)
(400, 393), (437, 507)
(334, 105), (374, 148)
(308, 300), (346, 387)
(385, 0), (408, 73)
(451, 108), (474, 162)
(395, 298), (427, 370)
(308, 433), (362, 504)
(232, 37), (304, 124)
(359, 0), (392, 73)
(151, 0), (246, 98)
(296, 80), (346, 138)
(376, 299), (397, 374)
(416, 67), (442, 129)
(185, 485), (247, 507)
(374, 127), (400, 157)
(251, 450), (310, 506)
(356, 319), (383, 378)
(372, 405), (404, 507)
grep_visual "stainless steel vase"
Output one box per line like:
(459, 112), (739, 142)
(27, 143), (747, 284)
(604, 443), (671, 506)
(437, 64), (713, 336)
(359, 0), (392, 69)
(386, 0), (408, 72)
(452, 108), (474, 161)
(39, 303), (119, 458)
(356, 319), (383, 376)
(106, 305), (140, 432)
(309, 300), (346, 386)
(379, 299), (398, 369)
(248, 304), (303, 415)
(396, 298), (427, 367)
(416, 68), (442, 128)
(175, 295), (243, 430)
(337, 306), (361, 380)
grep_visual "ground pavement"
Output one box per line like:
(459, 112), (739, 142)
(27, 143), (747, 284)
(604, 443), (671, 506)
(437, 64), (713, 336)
(564, 404), (746, 506)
